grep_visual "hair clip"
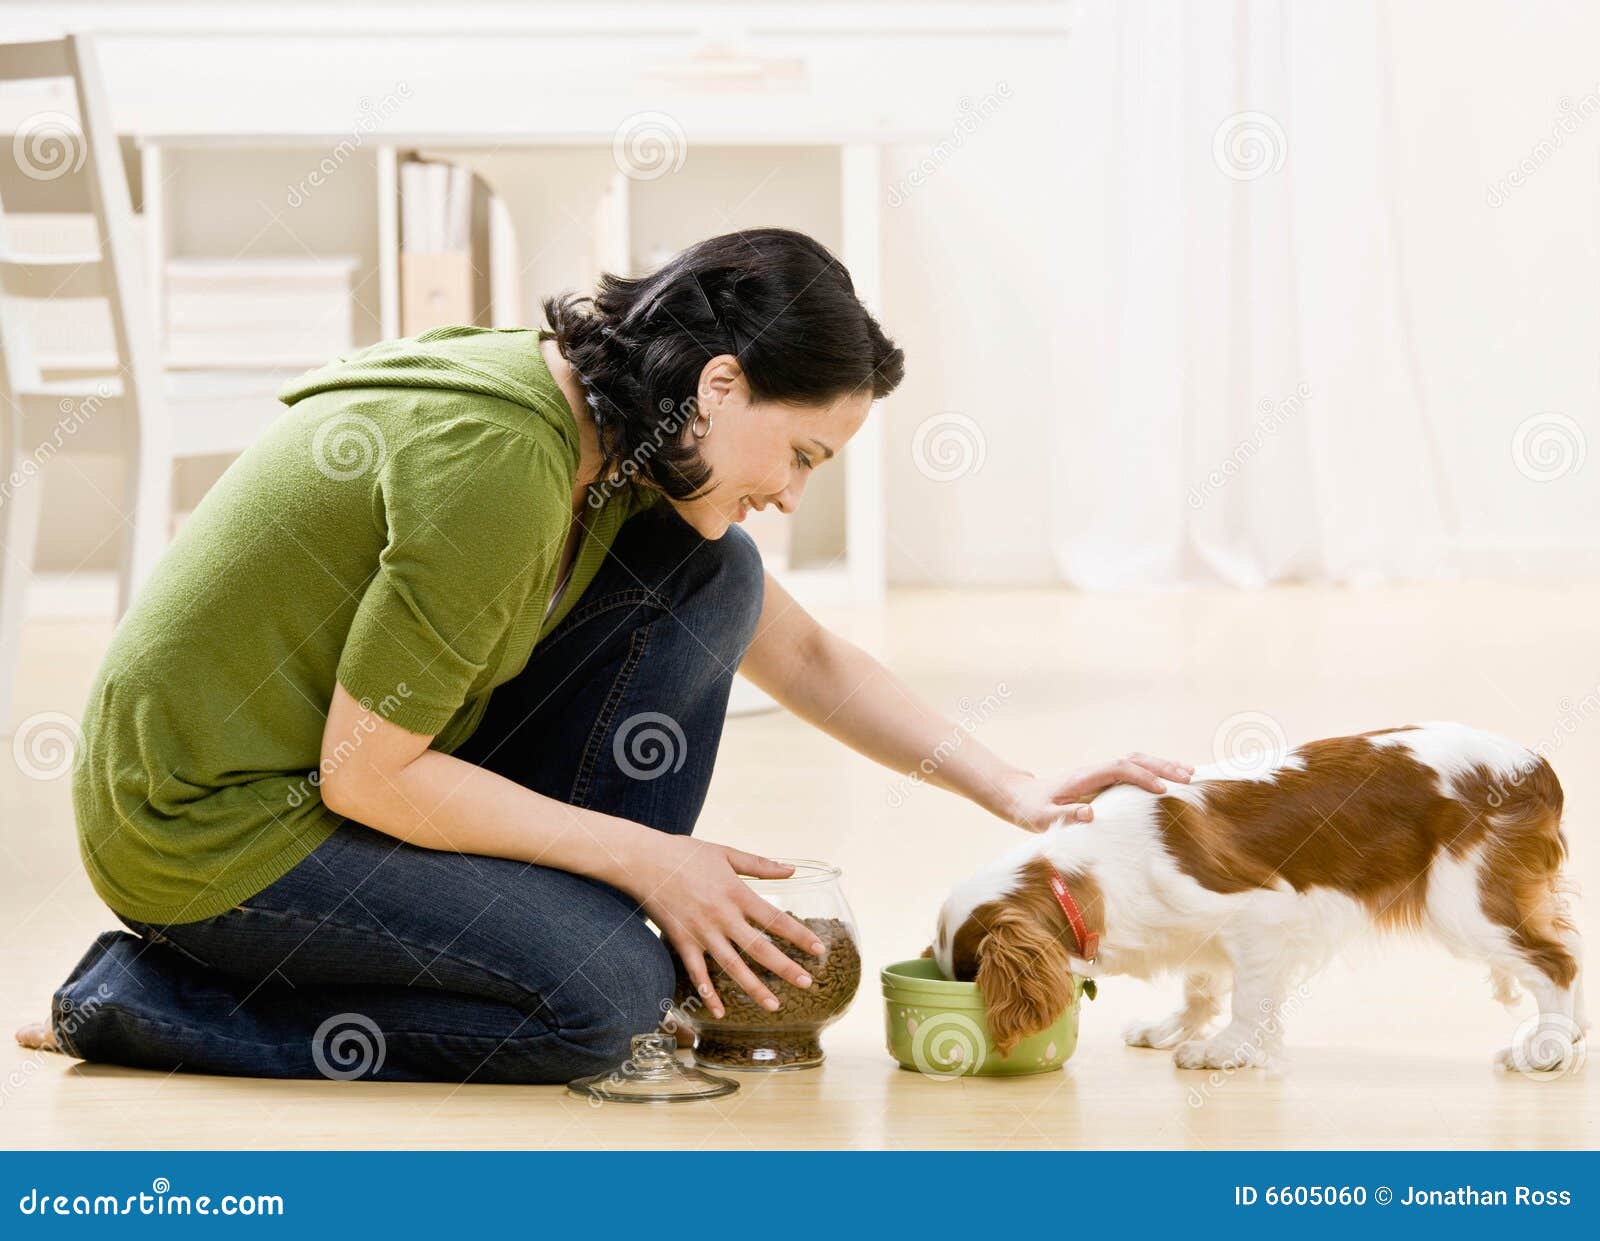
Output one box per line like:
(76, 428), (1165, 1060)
(691, 270), (719, 323)
(691, 270), (741, 357)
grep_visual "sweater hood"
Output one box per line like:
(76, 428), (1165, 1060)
(277, 325), (577, 452)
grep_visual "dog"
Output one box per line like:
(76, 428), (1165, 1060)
(932, 722), (1586, 1073)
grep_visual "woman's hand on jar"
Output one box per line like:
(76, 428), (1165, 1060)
(997, 754), (1195, 832)
(626, 834), (823, 1019)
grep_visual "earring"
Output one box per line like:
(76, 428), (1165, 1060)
(690, 411), (713, 439)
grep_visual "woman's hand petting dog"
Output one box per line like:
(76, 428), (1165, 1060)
(999, 754), (1194, 832)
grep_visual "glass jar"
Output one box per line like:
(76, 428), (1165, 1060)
(671, 859), (861, 1071)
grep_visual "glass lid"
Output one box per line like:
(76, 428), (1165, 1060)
(567, 1033), (739, 1104)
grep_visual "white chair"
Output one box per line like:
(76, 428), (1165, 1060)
(0, 34), (281, 731)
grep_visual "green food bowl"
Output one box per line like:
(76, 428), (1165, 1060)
(881, 957), (1092, 1078)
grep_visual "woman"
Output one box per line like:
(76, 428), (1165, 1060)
(21, 228), (1189, 1083)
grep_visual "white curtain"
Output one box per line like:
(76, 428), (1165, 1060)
(1051, 0), (1459, 588)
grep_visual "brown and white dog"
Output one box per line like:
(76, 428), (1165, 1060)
(933, 723), (1586, 1073)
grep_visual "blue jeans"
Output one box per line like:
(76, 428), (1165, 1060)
(53, 504), (765, 1083)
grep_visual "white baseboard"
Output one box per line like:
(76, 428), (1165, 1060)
(1446, 540), (1600, 579)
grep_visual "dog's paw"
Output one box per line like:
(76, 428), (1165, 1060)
(1173, 1037), (1265, 1071)
(1496, 1015), (1587, 1075)
(1494, 1037), (1584, 1074)
(1124, 1017), (1188, 1050)
(1493, 1043), (1572, 1073)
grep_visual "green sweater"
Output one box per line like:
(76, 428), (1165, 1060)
(73, 326), (655, 924)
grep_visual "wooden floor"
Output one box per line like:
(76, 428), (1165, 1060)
(3, 583), (1593, 1149)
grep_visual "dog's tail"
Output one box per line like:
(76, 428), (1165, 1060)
(1480, 754), (1577, 993)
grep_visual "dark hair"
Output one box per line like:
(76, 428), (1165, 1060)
(541, 227), (905, 500)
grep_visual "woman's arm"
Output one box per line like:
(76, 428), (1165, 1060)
(316, 683), (822, 1017)
(740, 572), (1192, 830)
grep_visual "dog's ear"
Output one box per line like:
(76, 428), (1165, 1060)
(975, 907), (1075, 1056)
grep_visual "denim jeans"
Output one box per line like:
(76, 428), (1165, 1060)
(53, 503), (765, 1083)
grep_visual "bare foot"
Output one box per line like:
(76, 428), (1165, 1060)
(14, 1021), (58, 1053)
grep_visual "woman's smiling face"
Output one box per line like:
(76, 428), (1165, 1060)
(665, 354), (874, 540)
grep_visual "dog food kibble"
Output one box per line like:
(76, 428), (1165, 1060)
(673, 915), (861, 1069)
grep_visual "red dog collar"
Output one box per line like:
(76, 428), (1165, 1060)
(1046, 864), (1099, 962)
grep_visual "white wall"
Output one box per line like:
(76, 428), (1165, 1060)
(1380, 0), (1600, 573)
(8, 1), (1596, 586)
